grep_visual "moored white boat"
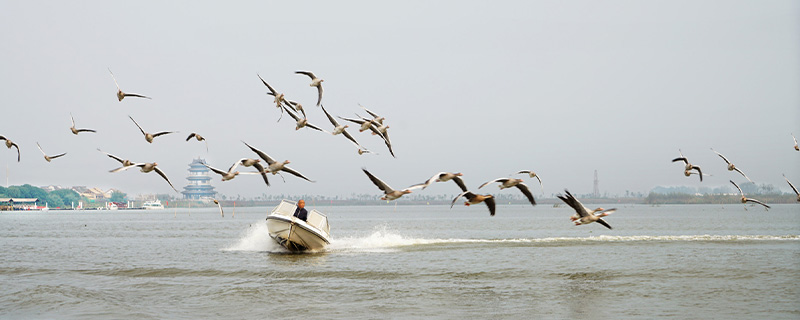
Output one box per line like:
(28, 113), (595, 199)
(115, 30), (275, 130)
(142, 199), (164, 210)
(266, 200), (331, 252)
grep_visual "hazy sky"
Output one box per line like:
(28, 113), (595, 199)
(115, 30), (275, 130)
(1, 1), (798, 199)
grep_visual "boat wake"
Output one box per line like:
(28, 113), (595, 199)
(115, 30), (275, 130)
(224, 222), (800, 253)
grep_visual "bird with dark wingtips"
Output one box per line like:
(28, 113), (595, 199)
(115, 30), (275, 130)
(339, 115), (395, 157)
(110, 162), (178, 192)
(711, 148), (752, 183)
(214, 199), (224, 217)
(242, 141), (314, 184)
(97, 149), (134, 168)
(0, 135), (20, 162)
(186, 133), (208, 152)
(672, 149), (703, 182)
(516, 170), (543, 193)
(320, 105), (368, 154)
(408, 172), (468, 192)
(479, 177), (536, 206)
(36, 142), (67, 162)
(70, 113), (97, 135)
(784, 174), (800, 202)
(295, 70), (324, 106)
(557, 189), (615, 229)
(451, 191), (496, 216)
(730, 180), (770, 209)
(258, 74), (292, 122)
(129, 115), (175, 143)
(204, 160), (264, 182)
(793, 133), (799, 151)
(239, 158), (270, 186)
(282, 104), (327, 133)
(361, 168), (413, 201)
(109, 68), (151, 101)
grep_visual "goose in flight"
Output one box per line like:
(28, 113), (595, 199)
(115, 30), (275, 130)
(339, 116), (395, 157)
(282, 104), (327, 133)
(408, 172), (468, 192)
(186, 133), (208, 152)
(451, 191), (496, 216)
(129, 115), (175, 143)
(711, 149), (752, 182)
(516, 170), (543, 192)
(109, 68), (151, 101)
(242, 141), (314, 184)
(214, 199), (224, 217)
(258, 74), (291, 121)
(359, 103), (385, 125)
(319, 105), (367, 153)
(793, 133), (799, 151)
(110, 162), (178, 192)
(204, 160), (263, 182)
(36, 142), (66, 162)
(784, 174), (799, 202)
(729, 180), (770, 209)
(478, 178), (536, 206)
(0, 136), (20, 162)
(239, 158), (270, 186)
(97, 149), (134, 167)
(362, 168), (413, 201)
(70, 113), (97, 135)
(295, 70), (324, 106)
(557, 189), (615, 229)
(672, 150), (703, 181)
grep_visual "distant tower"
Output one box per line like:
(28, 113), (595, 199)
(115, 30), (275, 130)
(593, 170), (599, 198)
(182, 158), (217, 200)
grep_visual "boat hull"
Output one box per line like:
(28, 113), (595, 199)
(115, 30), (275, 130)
(266, 215), (330, 252)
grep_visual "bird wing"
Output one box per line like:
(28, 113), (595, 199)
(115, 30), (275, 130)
(711, 149), (731, 165)
(362, 168), (394, 193)
(452, 176), (468, 192)
(252, 162), (270, 186)
(12, 143), (19, 162)
(98, 149), (126, 165)
(745, 198), (770, 209)
(596, 218), (613, 230)
(70, 113), (76, 127)
(108, 68), (121, 90)
(152, 131), (175, 138)
(316, 84), (323, 106)
(242, 141), (276, 165)
(124, 93), (151, 99)
(36, 142), (46, 156)
(153, 167), (178, 192)
(407, 173), (441, 191)
(785, 175), (799, 195)
(484, 196), (496, 216)
(0, 136), (5, 141)
(110, 164), (145, 173)
(732, 168), (752, 183)
(341, 129), (363, 148)
(186, 133), (196, 141)
(281, 166), (314, 182)
(534, 175), (543, 191)
(515, 183), (536, 206)
(215, 200), (224, 216)
(516, 170), (531, 175)
(671, 157), (688, 164)
(128, 116), (147, 136)
(730, 180), (744, 196)
(692, 166), (703, 182)
(479, 178), (508, 189)
(257, 74), (278, 95)
(450, 191), (473, 208)
(226, 160), (242, 173)
(50, 152), (67, 160)
(339, 116), (366, 125)
(295, 70), (317, 80)
(359, 104), (381, 120)
(77, 129), (97, 133)
(320, 105), (339, 127)
(282, 104), (301, 122)
(558, 190), (589, 218)
(304, 122), (328, 133)
(203, 163), (227, 176)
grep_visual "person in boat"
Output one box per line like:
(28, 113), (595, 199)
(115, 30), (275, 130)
(293, 199), (308, 222)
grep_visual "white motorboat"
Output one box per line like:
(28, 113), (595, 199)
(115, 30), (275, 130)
(142, 199), (165, 210)
(266, 200), (331, 252)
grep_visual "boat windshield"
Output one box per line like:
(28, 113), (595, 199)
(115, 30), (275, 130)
(271, 200), (330, 237)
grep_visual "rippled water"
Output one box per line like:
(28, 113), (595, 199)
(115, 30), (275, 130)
(1, 204), (798, 319)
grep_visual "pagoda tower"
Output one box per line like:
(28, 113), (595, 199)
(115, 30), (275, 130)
(182, 158), (217, 200)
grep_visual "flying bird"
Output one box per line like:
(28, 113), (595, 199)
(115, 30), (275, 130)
(204, 160), (264, 182)
(320, 105), (368, 153)
(258, 74), (291, 121)
(408, 172), (468, 192)
(516, 170), (543, 192)
(359, 104), (385, 125)
(339, 116), (395, 157)
(784, 174), (799, 202)
(186, 133), (208, 152)
(214, 199), (224, 217)
(239, 158), (270, 186)
(730, 180), (770, 209)
(109, 68), (151, 101)
(282, 104), (327, 133)
(36, 142), (67, 162)
(557, 189), (615, 229)
(129, 115), (176, 143)
(0, 136), (20, 162)
(242, 141), (314, 184)
(478, 178), (536, 206)
(711, 148), (752, 182)
(97, 149), (134, 167)
(70, 113), (97, 135)
(361, 168), (413, 201)
(793, 133), (799, 151)
(110, 162), (178, 192)
(450, 191), (496, 216)
(672, 150), (703, 181)
(295, 70), (324, 106)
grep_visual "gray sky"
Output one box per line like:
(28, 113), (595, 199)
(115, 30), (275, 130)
(1, 1), (798, 199)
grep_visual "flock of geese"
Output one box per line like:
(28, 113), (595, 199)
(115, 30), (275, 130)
(0, 69), (798, 230)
